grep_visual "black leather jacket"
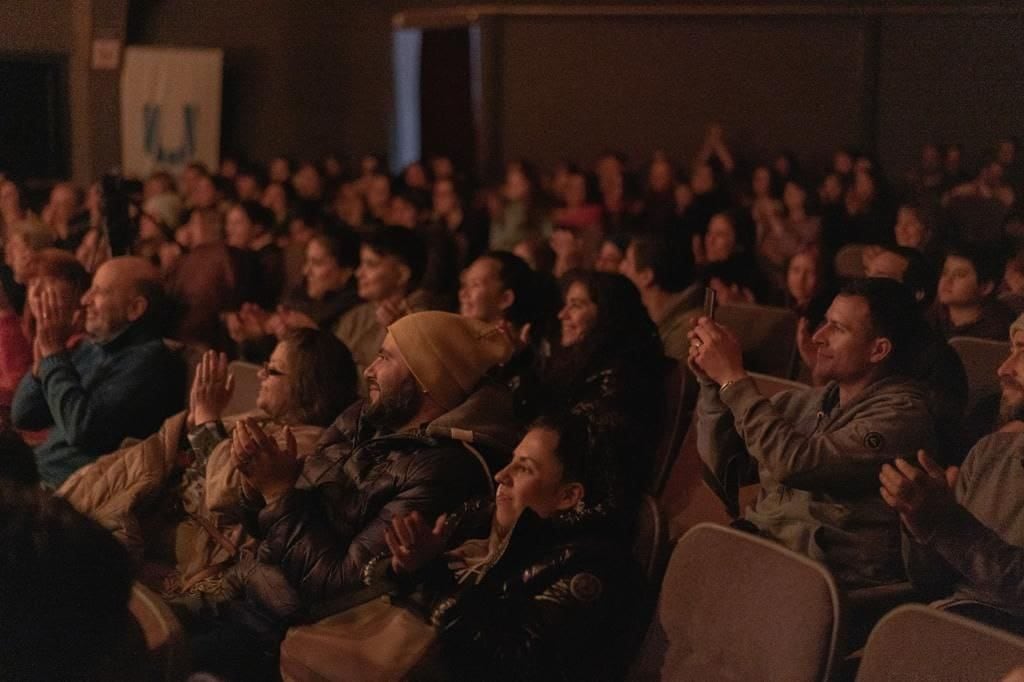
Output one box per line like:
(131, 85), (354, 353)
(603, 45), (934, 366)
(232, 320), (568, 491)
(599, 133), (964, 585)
(363, 500), (640, 682)
(242, 382), (521, 611)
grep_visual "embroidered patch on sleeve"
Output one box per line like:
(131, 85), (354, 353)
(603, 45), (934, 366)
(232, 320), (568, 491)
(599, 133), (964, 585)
(864, 432), (885, 451)
(569, 573), (603, 603)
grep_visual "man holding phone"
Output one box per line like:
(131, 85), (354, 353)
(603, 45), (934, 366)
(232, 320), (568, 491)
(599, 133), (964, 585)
(690, 278), (937, 588)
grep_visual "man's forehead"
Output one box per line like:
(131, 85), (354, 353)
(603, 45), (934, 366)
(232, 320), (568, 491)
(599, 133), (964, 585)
(828, 294), (871, 324)
(1012, 329), (1024, 349)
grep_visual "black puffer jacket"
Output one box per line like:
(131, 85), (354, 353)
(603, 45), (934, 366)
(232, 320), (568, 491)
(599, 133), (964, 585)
(363, 500), (640, 682)
(243, 381), (521, 610)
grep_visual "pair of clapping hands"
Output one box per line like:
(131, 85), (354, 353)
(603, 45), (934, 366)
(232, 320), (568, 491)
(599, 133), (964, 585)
(29, 279), (82, 369)
(189, 350), (300, 503)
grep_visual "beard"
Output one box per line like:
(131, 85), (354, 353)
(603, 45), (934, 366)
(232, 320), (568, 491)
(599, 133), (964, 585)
(363, 373), (424, 431)
(998, 390), (1024, 427)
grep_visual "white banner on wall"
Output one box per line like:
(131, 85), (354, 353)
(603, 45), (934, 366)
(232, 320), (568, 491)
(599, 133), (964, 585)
(120, 46), (222, 178)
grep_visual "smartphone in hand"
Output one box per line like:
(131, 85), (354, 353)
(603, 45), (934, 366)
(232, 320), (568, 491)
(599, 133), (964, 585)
(704, 287), (717, 321)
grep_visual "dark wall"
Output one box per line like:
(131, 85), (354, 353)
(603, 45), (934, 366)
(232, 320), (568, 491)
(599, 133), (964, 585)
(499, 15), (868, 172)
(7, 1), (1019, 183)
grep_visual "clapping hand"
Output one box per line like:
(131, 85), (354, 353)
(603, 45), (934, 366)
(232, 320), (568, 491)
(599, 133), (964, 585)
(879, 450), (960, 542)
(231, 418), (300, 503)
(384, 511), (448, 575)
(189, 350), (235, 426)
(34, 284), (78, 360)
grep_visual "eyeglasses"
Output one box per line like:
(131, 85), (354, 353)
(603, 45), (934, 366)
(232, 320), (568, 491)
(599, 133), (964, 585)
(260, 362), (287, 377)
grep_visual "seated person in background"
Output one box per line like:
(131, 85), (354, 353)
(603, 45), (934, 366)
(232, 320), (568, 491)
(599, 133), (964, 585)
(187, 312), (519, 680)
(166, 208), (247, 351)
(879, 331), (1024, 635)
(692, 278), (937, 588)
(546, 271), (664, 500)
(11, 256), (185, 487)
(224, 200), (285, 311)
(862, 247), (969, 464)
(334, 225), (433, 393)
(294, 413), (640, 682)
(933, 242), (1016, 341)
(619, 231), (700, 361)
(227, 229), (362, 363)
(458, 250), (558, 419)
(0, 482), (134, 682)
(1000, 249), (1024, 315)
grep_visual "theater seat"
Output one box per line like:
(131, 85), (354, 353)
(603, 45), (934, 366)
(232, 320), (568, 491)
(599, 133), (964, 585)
(948, 336), (1009, 417)
(716, 303), (799, 379)
(630, 523), (841, 682)
(649, 359), (697, 496)
(856, 604), (1024, 682)
(632, 493), (667, 587)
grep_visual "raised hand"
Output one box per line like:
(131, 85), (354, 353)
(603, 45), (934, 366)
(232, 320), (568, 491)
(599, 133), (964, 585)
(384, 511), (448, 575)
(35, 284), (78, 359)
(689, 316), (746, 386)
(231, 418), (300, 502)
(190, 350), (235, 426)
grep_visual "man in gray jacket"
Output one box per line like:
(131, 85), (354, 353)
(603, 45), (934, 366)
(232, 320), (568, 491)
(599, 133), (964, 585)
(880, 313), (1024, 634)
(691, 278), (937, 588)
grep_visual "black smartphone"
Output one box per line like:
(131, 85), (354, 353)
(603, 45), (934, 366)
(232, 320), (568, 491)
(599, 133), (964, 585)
(704, 287), (717, 321)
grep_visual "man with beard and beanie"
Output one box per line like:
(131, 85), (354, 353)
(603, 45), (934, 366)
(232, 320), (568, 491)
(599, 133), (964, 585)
(880, 313), (1024, 635)
(187, 311), (520, 681)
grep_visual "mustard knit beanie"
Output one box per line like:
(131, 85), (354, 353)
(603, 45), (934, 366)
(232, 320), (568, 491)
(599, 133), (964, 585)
(388, 311), (514, 411)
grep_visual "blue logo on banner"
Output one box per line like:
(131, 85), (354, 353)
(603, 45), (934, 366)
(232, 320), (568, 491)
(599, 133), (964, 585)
(143, 104), (198, 163)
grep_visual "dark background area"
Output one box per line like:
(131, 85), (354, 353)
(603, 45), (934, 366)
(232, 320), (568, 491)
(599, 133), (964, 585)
(1, 1), (1022, 183)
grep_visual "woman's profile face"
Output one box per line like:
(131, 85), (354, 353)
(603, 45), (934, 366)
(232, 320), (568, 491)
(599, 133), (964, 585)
(493, 427), (577, 530)
(557, 281), (598, 347)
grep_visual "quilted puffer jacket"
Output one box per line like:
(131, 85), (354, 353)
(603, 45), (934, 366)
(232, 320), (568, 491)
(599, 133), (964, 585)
(361, 500), (640, 682)
(241, 380), (522, 611)
(58, 410), (324, 588)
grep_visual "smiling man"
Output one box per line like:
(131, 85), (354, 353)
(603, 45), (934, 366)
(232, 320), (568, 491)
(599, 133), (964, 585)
(690, 278), (937, 588)
(187, 311), (520, 679)
(11, 256), (185, 486)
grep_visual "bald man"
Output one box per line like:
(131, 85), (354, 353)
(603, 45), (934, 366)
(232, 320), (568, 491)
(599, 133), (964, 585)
(11, 256), (185, 486)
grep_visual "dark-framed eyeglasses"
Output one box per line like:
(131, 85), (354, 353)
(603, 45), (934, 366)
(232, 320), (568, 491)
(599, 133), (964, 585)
(260, 362), (287, 378)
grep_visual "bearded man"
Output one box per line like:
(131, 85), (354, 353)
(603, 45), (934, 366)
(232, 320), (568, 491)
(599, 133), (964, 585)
(880, 312), (1024, 636)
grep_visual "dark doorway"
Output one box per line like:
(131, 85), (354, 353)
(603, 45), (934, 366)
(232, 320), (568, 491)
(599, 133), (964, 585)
(419, 28), (477, 177)
(0, 56), (69, 181)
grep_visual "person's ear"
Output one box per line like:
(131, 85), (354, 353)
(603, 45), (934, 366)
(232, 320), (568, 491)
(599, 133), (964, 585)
(396, 263), (411, 289)
(870, 337), (893, 365)
(555, 482), (585, 512)
(499, 289), (515, 313)
(979, 280), (995, 298)
(126, 294), (149, 323)
(637, 267), (655, 289)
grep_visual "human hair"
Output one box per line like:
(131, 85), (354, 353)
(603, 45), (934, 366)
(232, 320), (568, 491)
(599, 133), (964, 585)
(236, 199), (276, 234)
(528, 411), (618, 511)
(627, 231), (694, 293)
(552, 271), (661, 386)
(838, 277), (923, 375)
(479, 250), (538, 328)
(0, 483), (134, 681)
(312, 227), (361, 270)
(362, 225), (427, 291)
(877, 244), (937, 308)
(282, 328), (358, 426)
(25, 248), (91, 298)
(945, 241), (1005, 290)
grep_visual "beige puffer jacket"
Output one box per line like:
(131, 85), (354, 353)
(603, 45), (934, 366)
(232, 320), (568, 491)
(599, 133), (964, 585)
(58, 410), (324, 590)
